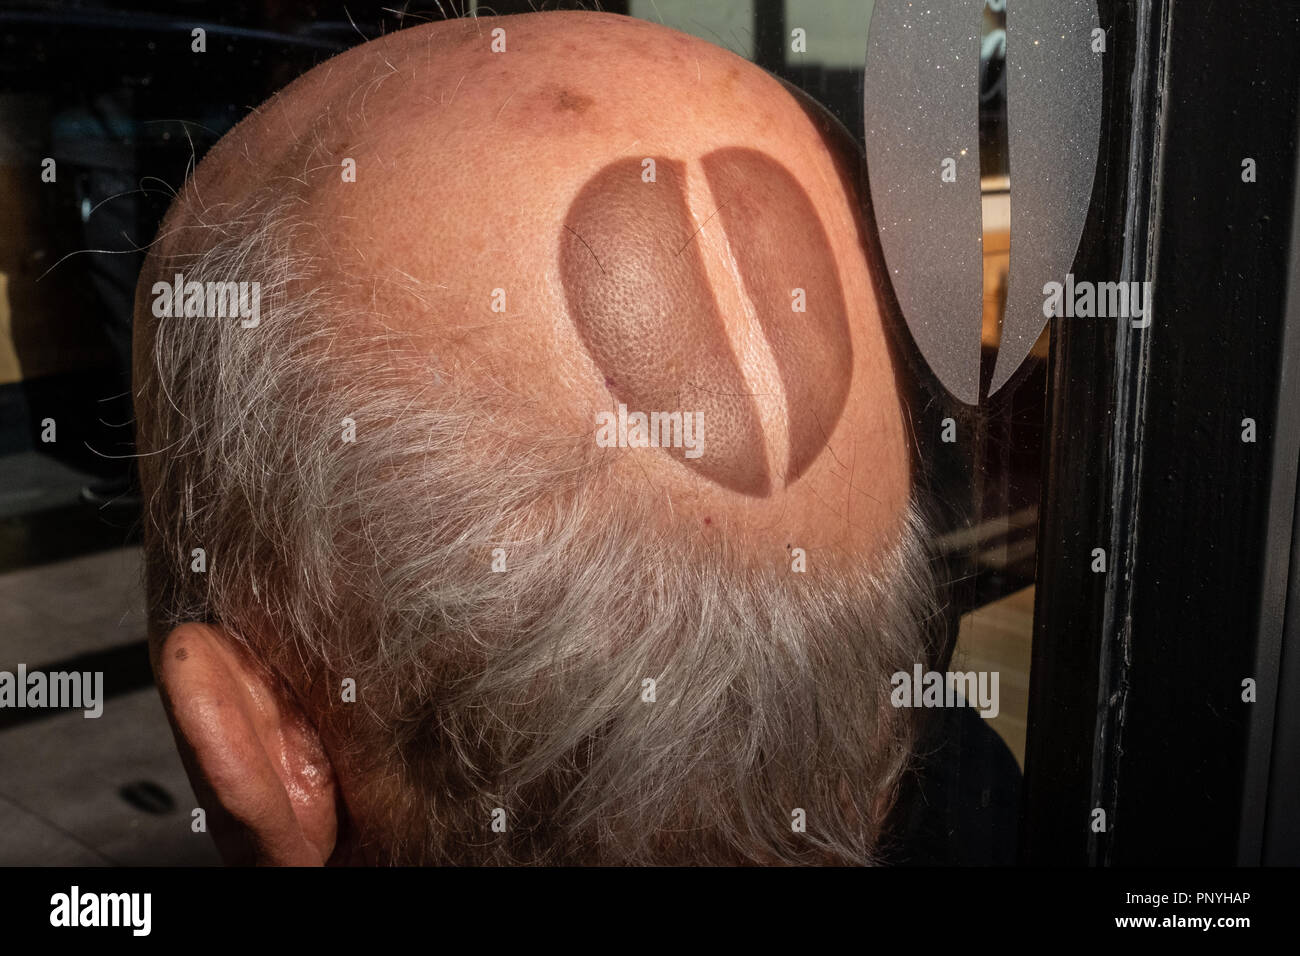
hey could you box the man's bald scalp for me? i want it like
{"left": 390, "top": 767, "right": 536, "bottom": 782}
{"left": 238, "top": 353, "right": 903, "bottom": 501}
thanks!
{"left": 133, "top": 11, "right": 937, "bottom": 866}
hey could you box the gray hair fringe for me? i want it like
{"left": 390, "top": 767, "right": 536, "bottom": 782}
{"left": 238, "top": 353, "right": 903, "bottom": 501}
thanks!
{"left": 135, "top": 190, "right": 941, "bottom": 865}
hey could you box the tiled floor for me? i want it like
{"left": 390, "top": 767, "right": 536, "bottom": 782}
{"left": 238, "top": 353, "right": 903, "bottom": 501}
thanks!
{"left": 1, "top": 546, "right": 148, "bottom": 664}
{"left": 0, "top": 544, "right": 218, "bottom": 866}
{"left": 0, "top": 452, "right": 92, "bottom": 522}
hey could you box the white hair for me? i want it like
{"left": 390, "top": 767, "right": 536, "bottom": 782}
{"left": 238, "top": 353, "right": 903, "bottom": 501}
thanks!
{"left": 135, "top": 189, "right": 942, "bottom": 865}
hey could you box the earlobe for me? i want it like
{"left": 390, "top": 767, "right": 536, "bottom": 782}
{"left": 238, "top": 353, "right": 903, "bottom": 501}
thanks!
{"left": 156, "top": 623, "right": 339, "bottom": 866}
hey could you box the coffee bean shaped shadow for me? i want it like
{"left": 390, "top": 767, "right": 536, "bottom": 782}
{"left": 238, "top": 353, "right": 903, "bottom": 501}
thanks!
{"left": 560, "top": 150, "right": 851, "bottom": 496}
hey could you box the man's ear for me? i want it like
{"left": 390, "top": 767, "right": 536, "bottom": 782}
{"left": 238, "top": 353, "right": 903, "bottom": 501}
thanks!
{"left": 155, "top": 622, "right": 339, "bottom": 865}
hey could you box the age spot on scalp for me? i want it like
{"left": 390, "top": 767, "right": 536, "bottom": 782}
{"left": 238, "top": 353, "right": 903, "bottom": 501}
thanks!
{"left": 554, "top": 89, "right": 594, "bottom": 114}
{"left": 560, "top": 151, "right": 852, "bottom": 494}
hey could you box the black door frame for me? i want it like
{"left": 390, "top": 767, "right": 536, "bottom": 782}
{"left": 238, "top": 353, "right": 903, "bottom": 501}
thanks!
{"left": 1022, "top": 0, "right": 1300, "bottom": 865}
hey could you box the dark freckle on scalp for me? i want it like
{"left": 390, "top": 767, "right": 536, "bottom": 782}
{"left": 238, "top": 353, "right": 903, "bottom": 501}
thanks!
{"left": 555, "top": 89, "right": 594, "bottom": 113}
{"left": 174, "top": 647, "right": 189, "bottom": 661}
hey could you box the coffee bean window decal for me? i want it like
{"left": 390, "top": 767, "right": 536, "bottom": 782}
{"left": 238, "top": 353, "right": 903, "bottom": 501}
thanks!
{"left": 864, "top": 0, "right": 1103, "bottom": 404}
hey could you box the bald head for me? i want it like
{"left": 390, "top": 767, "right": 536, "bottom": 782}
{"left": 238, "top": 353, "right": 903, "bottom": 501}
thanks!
{"left": 134, "top": 12, "right": 934, "bottom": 866}
{"left": 148, "top": 10, "right": 909, "bottom": 561}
